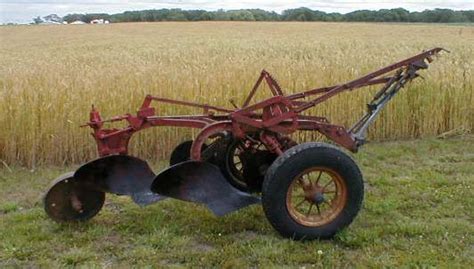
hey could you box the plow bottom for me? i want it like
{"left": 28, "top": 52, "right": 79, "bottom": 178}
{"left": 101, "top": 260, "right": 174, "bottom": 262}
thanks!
{"left": 151, "top": 161, "right": 260, "bottom": 216}
{"left": 44, "top": 156, "right": 165, "bottom": 222}
{"left": 44, "top": 156, "right": 260, "bottom": 222}
{"left": 74, "top": 155, "right": 164, "bottom": 205}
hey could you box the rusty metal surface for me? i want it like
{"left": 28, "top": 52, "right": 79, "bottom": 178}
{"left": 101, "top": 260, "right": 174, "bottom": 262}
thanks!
{"left": 81, "top": 48, "right": 444, "bottom": 157}
{"left": 151, "top": 161, "right": 260, "bottom": 216}
{"left": 44, "top": 172, "right": 105, "bottom": 222}
{"left": 74, "top": 155, "right": 165, "bottom": 206}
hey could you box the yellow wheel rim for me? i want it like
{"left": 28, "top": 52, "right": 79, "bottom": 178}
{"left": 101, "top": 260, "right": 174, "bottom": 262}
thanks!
{"left": 286, "top": 167, "right": 347, "bottom": 227}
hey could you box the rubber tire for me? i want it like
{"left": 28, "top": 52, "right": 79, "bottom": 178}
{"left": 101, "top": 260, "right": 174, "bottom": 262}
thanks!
{"left": 262, "top": 142, "right": 364, "bottom": 240}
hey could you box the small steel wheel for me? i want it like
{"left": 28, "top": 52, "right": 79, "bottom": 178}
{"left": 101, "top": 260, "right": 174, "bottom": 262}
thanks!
{"left": 219, "top": 136, "right": 296, "bottom": 193}
{"left": 262, "top": 142, "right": 364, "bottom": 240}
{"left": 223, "top": 140, "right": 247, "bottom": 190}
{"left": 44, "top": 172, "right": 105, "bottom": 222}
{"left": 222, "top": 139, "right": 276, "bottom": 192}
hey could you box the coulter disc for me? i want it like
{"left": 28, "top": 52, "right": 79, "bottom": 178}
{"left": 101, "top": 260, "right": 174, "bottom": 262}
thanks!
{"left": 44, "top": 172, "right": 105, "bottom": 222}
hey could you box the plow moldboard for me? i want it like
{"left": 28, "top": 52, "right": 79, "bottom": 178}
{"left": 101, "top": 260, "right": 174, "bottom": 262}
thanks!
{"left": 151, "top": 161, "right": 260, "bottom": 216}
{"left": 74, "top": 155, "right": 165, "bottom": 205}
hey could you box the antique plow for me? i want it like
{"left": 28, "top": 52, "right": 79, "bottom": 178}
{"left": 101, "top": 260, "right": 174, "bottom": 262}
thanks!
{"left": 44, "top": 48, "right": 445, "bottom": 240}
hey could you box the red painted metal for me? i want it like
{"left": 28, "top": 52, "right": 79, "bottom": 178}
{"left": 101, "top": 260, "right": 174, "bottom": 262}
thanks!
{"left": 83, "top": 48, "right": 445, "bottom": 158}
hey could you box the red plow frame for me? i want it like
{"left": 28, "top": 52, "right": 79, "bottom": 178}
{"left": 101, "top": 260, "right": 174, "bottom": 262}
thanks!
{"left": 87, "top": 48, "right": 445, "bottom": 158}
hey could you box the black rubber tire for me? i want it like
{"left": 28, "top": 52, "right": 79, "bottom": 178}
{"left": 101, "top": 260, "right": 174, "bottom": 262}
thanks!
{"left": 262, "top": 142, "right": 364, "bottom": 240}
{"left": 169, "top": 140, "right": 208, "bottom": 166}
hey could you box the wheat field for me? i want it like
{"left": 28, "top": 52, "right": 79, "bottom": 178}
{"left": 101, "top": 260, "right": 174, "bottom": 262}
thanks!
{"left": 0, "top": 22, "right": 473, "bottom": 167}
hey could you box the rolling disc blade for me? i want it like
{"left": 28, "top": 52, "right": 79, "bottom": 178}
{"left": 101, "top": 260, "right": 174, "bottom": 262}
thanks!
{"left": 44, "top": 172, "right": 105, "bottom": 222}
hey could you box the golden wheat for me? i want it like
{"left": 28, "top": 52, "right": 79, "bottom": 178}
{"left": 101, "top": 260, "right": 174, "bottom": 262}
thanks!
{"left": 0, "top": 22, "right": 473, "bottom": 167}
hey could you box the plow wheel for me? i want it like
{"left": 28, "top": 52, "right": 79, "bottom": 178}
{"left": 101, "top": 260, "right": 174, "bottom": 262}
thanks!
{"left": 262, "top": 142, "right": 364, "bottom": 240}
{"left": 168, "top": 137, "right": 274, "bottom": 192}
{"left": 219, "top": 139, "right": 276, "bottom": 193}
{"left": 218, "top": 136, "right": 297, "bottom": 193}
{"left": 44, "top": 172, "right": 105, "bottom": 222}
{"left": 169, "top": 136, "right": 296, "bottom": 193}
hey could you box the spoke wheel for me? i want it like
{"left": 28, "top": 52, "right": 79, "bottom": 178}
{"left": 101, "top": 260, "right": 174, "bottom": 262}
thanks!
{"left": 225, "top": 141, "right": 247, "bottom": 188}
{"left": 262, "top": 142, "right": 364, "bottom": 240}
{"left": 225, "top": 140, "right": 272, "bottom": 191}
{"left": 222, "top": 136, "right": 296, "bottom": 193}
{"left": 286, "top": 167, "right": 347, "bottom": 227}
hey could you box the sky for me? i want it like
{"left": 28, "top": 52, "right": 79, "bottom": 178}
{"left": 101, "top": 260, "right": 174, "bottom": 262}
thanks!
{"left": 1, "top": 0, "right": 473, "bottom": 24}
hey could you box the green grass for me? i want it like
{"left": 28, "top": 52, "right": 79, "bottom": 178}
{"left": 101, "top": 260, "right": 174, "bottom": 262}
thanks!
{"left": 1, "top": 135, "right": 473, "bottom": 268}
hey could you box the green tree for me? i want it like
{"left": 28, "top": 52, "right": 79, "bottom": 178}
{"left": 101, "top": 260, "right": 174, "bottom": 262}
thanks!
{"left": 61, "top": 8, "right": 474, "bottom": 24}
{"left": 33, "top": 16, "right": 43, "bottom": 24}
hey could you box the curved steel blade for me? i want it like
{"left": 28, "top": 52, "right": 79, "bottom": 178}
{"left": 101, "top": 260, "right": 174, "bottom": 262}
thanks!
{"left": 74, "top": 155, "right": 165, "bottom": 206}
{"left": 151, "top": 161, "right": 260, "bottom": 216}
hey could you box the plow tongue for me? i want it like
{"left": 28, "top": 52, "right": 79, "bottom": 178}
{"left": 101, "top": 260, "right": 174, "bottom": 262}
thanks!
{"left": 74, "top": 155, "right": 165, "bottom": 206}
{"left": 151, "top": 161, "right": 260, "bottom": 216}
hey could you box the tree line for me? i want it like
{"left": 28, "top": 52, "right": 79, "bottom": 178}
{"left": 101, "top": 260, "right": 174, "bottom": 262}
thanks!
{"left": 62, "top": 8, "right": 474, "bottom": 24}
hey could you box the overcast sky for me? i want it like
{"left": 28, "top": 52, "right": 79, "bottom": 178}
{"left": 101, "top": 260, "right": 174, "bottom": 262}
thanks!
{"left": 1, "top": 0, "right": 473, "bottom": 24}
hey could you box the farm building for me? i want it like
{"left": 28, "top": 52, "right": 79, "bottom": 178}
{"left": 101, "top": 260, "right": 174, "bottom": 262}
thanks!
{"left": 70, "top": 20, "right": 86, "bottom": 25}
{"left": 90, "top": 19, "right": 110, "bottom": 24}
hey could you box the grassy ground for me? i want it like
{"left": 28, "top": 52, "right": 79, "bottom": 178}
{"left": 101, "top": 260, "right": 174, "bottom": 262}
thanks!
{"left": 1, "top": 135, "right": 473, "bottom": 268}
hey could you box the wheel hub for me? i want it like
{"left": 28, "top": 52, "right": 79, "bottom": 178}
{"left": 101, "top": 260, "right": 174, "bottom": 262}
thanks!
{"left": 312, "top": 192, "right": 325, "bottom": 205}
{"left": 286, "top": 167, "right": 348, "bottom": 227}
{"left": 301, "top": 180, "right": 326, "bottom": 205}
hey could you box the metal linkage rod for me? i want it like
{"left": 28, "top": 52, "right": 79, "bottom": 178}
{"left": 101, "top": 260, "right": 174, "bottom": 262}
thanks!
{"left": 294, "top": 48, "right": 444, "bottom": 113}
{"left": 349, "top": 67, "right": 414, "bottom": 144}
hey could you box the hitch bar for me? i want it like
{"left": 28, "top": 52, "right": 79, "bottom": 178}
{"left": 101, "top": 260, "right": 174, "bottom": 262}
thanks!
{"left": 349, "top": 55, "right": 438, "bottom": 144}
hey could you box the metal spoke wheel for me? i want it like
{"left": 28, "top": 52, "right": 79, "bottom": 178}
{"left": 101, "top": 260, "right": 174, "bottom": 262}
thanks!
{"left": 225, "top": 141, "right": 246, "bottom": 189}
{"left": 262, "top": 142, "right": 364, "bottom": 240}
{"left": 221, "top": 135, "right": 297, "bottom": 193}
{"left": 286, "top": 167, "right": 347, "bottom": 227}
{"left": 224, "top": 139, "right": 273, "bottom": 192}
